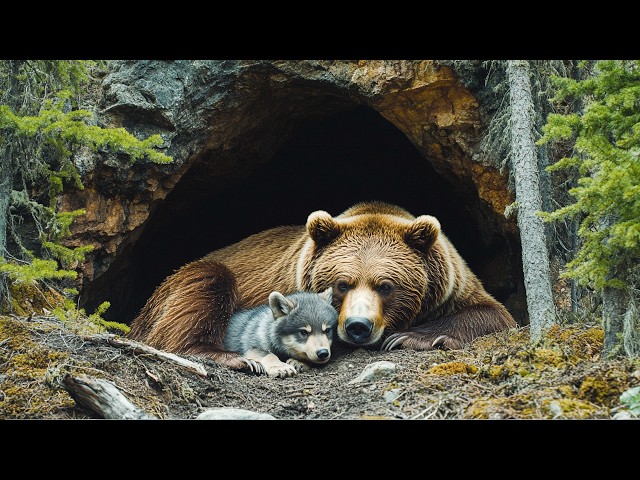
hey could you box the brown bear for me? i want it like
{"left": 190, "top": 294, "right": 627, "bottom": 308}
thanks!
{"left": 128, "top": 201, "right": 516, "bottom": 370}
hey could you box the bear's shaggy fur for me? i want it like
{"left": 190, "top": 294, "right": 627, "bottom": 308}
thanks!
{"left": 128, "top": 201, "right": 516, "bottom": 369}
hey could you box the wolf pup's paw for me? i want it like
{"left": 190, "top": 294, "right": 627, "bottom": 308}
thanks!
{"left": 286, "top": 358, "right": 310, "bottom": 372}
{"left": 266, "top": 362, "right": 298, "bottom": 378}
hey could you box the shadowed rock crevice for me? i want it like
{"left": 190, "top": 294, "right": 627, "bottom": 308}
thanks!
{"left": 80, "top": 105, "right": 523, "bottom": 325}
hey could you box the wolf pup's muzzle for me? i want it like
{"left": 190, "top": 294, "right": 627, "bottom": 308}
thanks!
{"left": 316, "top": 348, "right": 330, "bottom": 360}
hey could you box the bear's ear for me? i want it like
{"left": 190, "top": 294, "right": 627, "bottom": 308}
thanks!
{"left": 307, "top": 210, "right": 341, "bottom": 246}
{"left": 404, "top": 215, "right": 441, "bottom": 253}
{"left": 318, "top": 287, "right": 333, "bottom": 304}
{"left": 268, "top": 291, "right": 297, "bottom": 319}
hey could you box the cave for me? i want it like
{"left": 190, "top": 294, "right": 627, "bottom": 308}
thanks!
{"left": 80, "top": 104, "right": 523, "bottom": 326}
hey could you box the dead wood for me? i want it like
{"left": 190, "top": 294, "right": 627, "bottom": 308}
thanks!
{"left": 81, "top": 334, "right": 208, "bottom": 377}
{"left": 63, "top": 374, "right": 156, "bottom": 419}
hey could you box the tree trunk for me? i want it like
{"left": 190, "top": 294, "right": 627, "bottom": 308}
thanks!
{"left": 602, "top": 285, "right": 628, "bottom": 358}
{"left": 0, "top": 60, "right": 24, "bottom": 260}
{"left": 0, "top": 145, "right": 9, "bottom": 258}
{"left": 570, "top": 218, "right": 580, "bottom": 314}
{"left": 0, "top": 144, "right": 11, "bottom": 312}
{"left": 622, "top": 296, "right": 640, "bottom": 358}
{"left": 601, "top": 233, "right": 638, "bottom": 358}
{"left": 507, "top": 60, "right": 556, "bottom": 342}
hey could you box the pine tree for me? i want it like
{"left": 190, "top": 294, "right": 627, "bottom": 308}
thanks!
{"left": 0, "top": 60, "right": 172, "bottom": 312}
{"left": 538, "top": 60, "right": 640, "bottom": 358}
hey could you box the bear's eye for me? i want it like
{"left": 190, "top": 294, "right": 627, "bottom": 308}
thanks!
{"left": 299, "top": 330, "right": 309, "bottom": 337}
{"left": 336, "top": 281, "right": 350, "bottom": 293}
{"left": 377, "top": 282, "right": 394, "bottom": 295}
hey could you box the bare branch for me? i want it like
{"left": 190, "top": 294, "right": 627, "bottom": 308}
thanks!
{"left": 80, "top": 333, "right": 208, "bottom": 377}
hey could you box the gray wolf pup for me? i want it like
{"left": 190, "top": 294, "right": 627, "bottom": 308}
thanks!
{"left": 223, "top": 288, "right": 337, "bottom": 378}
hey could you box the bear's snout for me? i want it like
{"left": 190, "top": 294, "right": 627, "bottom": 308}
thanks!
{"left": 345, "top": 316, "right": 373, "bottom": 343}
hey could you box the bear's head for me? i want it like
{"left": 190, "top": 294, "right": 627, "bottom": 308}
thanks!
{"left": 301, "top": 203, "right": 443, "bottom": 347}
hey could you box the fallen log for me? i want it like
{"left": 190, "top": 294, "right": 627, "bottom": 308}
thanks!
{"left": 64, "top": 374, "right": 156, "bottom": 419}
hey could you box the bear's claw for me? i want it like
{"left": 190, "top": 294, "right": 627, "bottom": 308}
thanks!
{"left": 381, "top": 333, "right": 410, "bottom": 351}
{"left": 382, "top": 333, "right": 460, "bottom": 351}
{"left": 431, "top": 335, "right": 449, "bottom": 348}
{"left": 242, "top": 358, "right": 266, "bottom": 375}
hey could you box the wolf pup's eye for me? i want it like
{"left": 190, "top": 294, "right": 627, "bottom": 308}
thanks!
{"left": 299, "top": 330, "right": 309, "bottom": 337}
{"left": 337, "top": 281, "right": 350, "bottom": 293}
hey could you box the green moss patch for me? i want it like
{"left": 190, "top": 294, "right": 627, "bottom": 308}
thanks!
{"left": 577, "top": 366, "right": 631, "bottom": 407}
{"left": 450, "top": 324, "right": 632, "bottom": 419}
{"left": 427, "top": 361, "right": 478, "bottom": 376}
{"left": 6, "top": 282, "right": 66, "bottom": 316}
{"left": 0, "top": 316, "right": 75, "bottom": 418}
{"left": 543, "top": 324, "right": 604, "bottom": 361}
{"left": 466, "top": 386, "right": 604, "bottom": 419}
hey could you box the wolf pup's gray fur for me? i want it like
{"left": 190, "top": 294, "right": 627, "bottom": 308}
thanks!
{"left": 223, "top": 288, "right": 337, "bottom": 378}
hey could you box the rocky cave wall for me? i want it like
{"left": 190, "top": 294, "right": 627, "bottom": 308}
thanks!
{"left": 60, "top": 60, "right": 525, "bottom": 325}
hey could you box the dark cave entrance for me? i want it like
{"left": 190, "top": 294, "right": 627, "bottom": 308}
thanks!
{"left": 82, "top": 105, "right": 523, "bottom": 325}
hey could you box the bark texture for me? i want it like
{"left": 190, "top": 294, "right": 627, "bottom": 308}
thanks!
{"left": 0, "top": 145, "right": 10, "bottom": 258}
{"left": 0, "top": 145, "right": 11, "bottom": 309}
{"left": 602, "top": 285, "right": 628, "bottom": 357}
{"left": 63, "top": 374, "right": 156, "bottom": 419}
{"left": 622, "top": 297, "right": 640, "bottom": 358}
{"left": 507, "top": 60, "right": 556, "bottom": 341}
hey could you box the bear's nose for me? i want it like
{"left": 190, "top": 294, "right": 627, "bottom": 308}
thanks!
{"left": 316, "top": 348, "right": 329, "bottom": 359}
{"left": 345, "top": 317, "right": 373, "bottom": 343}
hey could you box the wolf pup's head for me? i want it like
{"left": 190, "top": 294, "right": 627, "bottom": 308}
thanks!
{"left": 268, "top": 288, "right": 338, "bottom": 364}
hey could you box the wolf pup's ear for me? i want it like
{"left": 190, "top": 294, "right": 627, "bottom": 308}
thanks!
{"left": 307, "top": 210, "right": 341, "bottom": 246}
{"left": 318, "top": 287, "right": 333, "bottom": 304}
{"left": 269, "top": 292, "right": 297, "bottom": 319}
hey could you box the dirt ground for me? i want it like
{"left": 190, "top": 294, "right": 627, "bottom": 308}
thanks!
{"left": 2, "top": 311, "right": 639, "bottom": 421}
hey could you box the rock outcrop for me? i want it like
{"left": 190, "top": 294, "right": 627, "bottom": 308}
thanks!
{"left": 61, "top": 60, "right": 523, "bottom": 324}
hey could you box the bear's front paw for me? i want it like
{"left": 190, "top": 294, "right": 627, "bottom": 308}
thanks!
{"left": 286, "top": 358, "right": 310, "bottom": 372}
{"left": 381, "top": 332, "right": 464, "bottom": 351}
{"left": 265, "top": 362, "right": 298, "bottom": 378}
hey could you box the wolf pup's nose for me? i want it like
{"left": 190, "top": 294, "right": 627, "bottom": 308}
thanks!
{"left": 316, "top": 349, "right": 329, "bottom": 359}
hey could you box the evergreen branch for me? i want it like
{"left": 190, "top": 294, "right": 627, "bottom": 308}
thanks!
{"left": 0, "top": 60, "right": 173, "bottom": 316}
{"left": 0, "top": 257, "right": 77, "bottom": 283}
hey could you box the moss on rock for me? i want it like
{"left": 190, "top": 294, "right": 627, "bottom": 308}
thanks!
{"left": 427, "top": 361, "right": 478, "bottom": 375}
{"left": 543, "top": 324, "right": 604, "bottom": 361}
{"left": 542, "top": 398, "right": 598, "bottom": 419}
{"left": 578, "top": 367, "right": 631, "bottom": 407}
{"left": 0, "top": 316, "right": 76, "bottom": 419}
{"left": 7, "top": 282, "right": 66, "bottom": 316}
{"left": 466, "top": 386, "right": 607, "bottom": 419}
